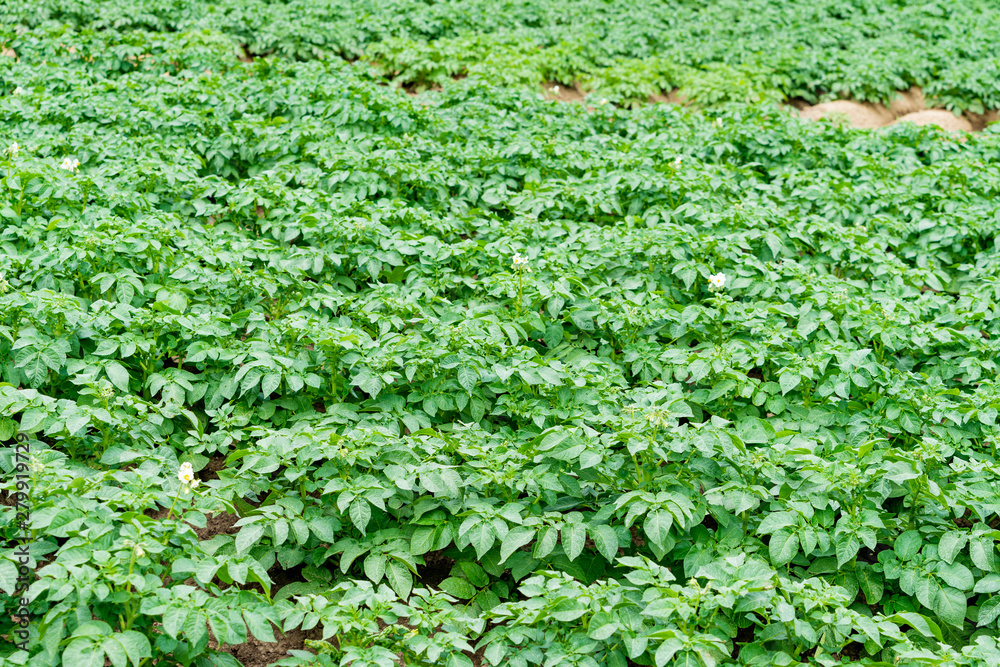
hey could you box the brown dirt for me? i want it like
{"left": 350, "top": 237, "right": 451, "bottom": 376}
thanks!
{"left": 418, "top": 550, "right": 455, "bottom": 589}
{"left": 268, "top": 562, "right": 309, "bottom": 596}
{"left": 145, "top": 506, "right": 170, "bottom": 520}
{"left": 144, "top": 505, "right": 239, "bottom": 540}
{"left": 1, "top": 48, "right": 15, "bottom": 60}
{"left": 402, "top": 82, "right": 443, "bottom": 96}
{"left": 795, "top": 87, "right": 994, "bottom": 132}
{"left": 201, "top": 454, "right": 228, "bottom": 482}
{"left": 888, "top": 86, "right": 925, "bottom": 117}
{"left": 541, "top": 81, "right": 586, "bottom": 103}
{"left": 226, "top": 560, "right": 310, "bottom": 599}
{"left": 797, "top": 100, "right": 894, "bottom": 129}
{"left": 194, "top": 511, "right": 240, "bottom": 540}
{"left": 891, "top": 109, "right": 973, "bottom": 132}
{"left": 784, "top": 98, "right": 812, "bottom": 111}
{"left": 210, "top": 624, "right": 324, "bottom": 667}
{"left": 965, "top": 109, "right": 999, "bottom": 131}
{"left": 649, "top": 89, "right": 686, "bottom": 105}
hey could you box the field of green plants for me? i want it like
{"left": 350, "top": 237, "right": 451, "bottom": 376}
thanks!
{"left": 3, "top": 1, "right": 1000, "bottom": 666}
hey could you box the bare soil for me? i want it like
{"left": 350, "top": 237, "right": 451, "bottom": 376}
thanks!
{"left": 967, "top": 109, "right": 1000, "bottom": 131}
{"left": 210, "top": 624, "right": 325, "bottom": 667}
{"left": 541, "top": 81, "right": 586, "bottom": 102}
{"left": 891, "top": 109, "right": 974, "bottom": 132}
{"left": 795, "top": 87, "right": 993, "bottom": 132}
{"left": 888, "top": 86, "right": 925, "bottom": 116}
{"left": 648, "top": 89, "right": 686, "bottom": 105}
{"left": 797, "top": 100, "right": 894, "bottom": 129}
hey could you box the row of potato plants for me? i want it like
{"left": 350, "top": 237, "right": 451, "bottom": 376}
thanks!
{"left": 5, "top": 0, "right": 1000, "bottom": 110}
{"left": 1, "top": 12, "right": 1000, "bottom": 667}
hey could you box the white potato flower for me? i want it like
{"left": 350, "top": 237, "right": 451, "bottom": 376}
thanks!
{"left": 177, "top": 462, "right": 201, "bottom": 493}
{"left": 178, "top": 462, "right": 195, "bottom": 484}
{"left": 60, "top": 157, "right": 80, "bottom": 171}
{"left": 6, "top": 142, "right": 19, "bottom": 156}
{"left": 13, "top": 86, "right": 24, "bottom": 95}
{"left": 512, "top": 253, "right": 529, "bottom": 268}
{"left": 708, "top": 273, "right": 726, "bottom": 290}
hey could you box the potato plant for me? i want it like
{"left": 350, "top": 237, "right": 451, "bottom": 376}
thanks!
{"left": 1, "top": 3, "right": 1000, "bottom": 667}
{"left": 7, "top": 0, "right": 1000, "bottom": 108}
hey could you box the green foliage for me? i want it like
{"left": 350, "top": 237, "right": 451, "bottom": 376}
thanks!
{"left": 2, "top": 2, "right": 1000, "bottom": 667}
{"left": 677, "top": 63, "right": 788, "bottom": 110}
{"left": 7, "top": 0, "right": 1000, "bottom": 108}
{"left": 577, "top": 58, "right": 681, "bottom": 109}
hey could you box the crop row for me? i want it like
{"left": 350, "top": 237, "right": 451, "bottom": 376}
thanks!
{"left": 4, "top": 0, "right": 1000, "bottom": 111}
{"left": 2, "top": 7, "right": 1000, "bottom": 667}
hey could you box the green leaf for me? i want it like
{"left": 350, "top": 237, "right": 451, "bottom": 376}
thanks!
{"left": 938, "top": 532, "right": 966, "bottom": 564}
{"left": 643, "top": 510, "right": 673, "bottom": 550}
{"left": 758, "top": 511, "right": 796, "bottom": 535}
{"left": 457, "top": 366, "right": 478, "bottom": 393}
{"left": 115, "top": 631, "right": 151, "bottom": 667}
{"left": 235, "top": 523, "right": 265, "bottom": 555}
{"left": 855, "top": 615, "right": 881, "bottom": 646}
{"left": 500, "top": 526, "right": 535, "bottom": 564}
{"left": 977, "top": 596, "right": 1000, "bottom": 627}
{"left": 975, "top": 574, "right": 1000, "bottom": 594}
{"left": 550, "top": 598, "right": 587, "bottom": 621}
{"left": 439, "top": 577, "right": 477, "bottom": 600}
{"left": 895, "top": 530, "right": 922, "bottom": 561}
{"left": 364, "top": 553, "right": 386, "bottom": 583}
{"left": 0, "top": 559, "right": 17, "bottom": 596}
{"left": 970, "top": 537, "right": 999, "bottom": 572}
{"left": 411, "top": 526, "right": 436, "bottom": 556}
{"left": 16, "top": 346, "right": 64, "bottom": 387}
{"left": 386, "top": 559, "right": 413, "bottom": 599}
{"left": 563, "top": 522, "right": 586, "bottom": 562}
{"left": 857, "top": 565, "right": 884, "bottom": 605}
{"left": 62, "top": 639, "right": 105, "bottom": 667}
{"left": 932, "top": 586, "right": 967, "bottom": 628}
{"left": 532, "top": 525, "right": 558, "bottom": 560}
{"left": 736, "top": 416, "right": 773, "bottom": 444}
{"left": 340, "top": 542, "right": 367, "bottom": 573}
{"left": 350, "top": 499, "right": 371, "bottom": 534}
{"left": 0, "top": 417, "right": 14, "bottom": 441}
{"left": 778, "top": 372, "right": 800, "bottom": 395}
{"left": 163, "top": 607, "right": 189, "bottom": 639}
{"left": 105, "top": 361, "right": 130, "bottom": 393}
{"left": 468, "top": 522, "right": 497, "bottom": 559}
{"left": 654, "top": 638, "right": 683, "bottom": 667}
{"left": 886, "top": 613, "right": 943, "bottom": 641}
{"left": 835, "top": 532, "right": 860, "bottom": 567}
{"left": 458, "top": 561, "right": 490, "bottom": 587}
{"left": 936, "top": 562, "right": 974, "bottom": 591}
{"left": 587, "top": 612, "right": 619, "bottom": 641}
{"left": 590, "top": 524, "right": 619, "bottom": 562}
{"left": 19, "top": 408, "right": 46, "bottom": 432}
{"left": 243, "top": 609, "right": 276, "bottom": 643}
{"left": 769, "top": 529, "right": 799, "bottom": 567}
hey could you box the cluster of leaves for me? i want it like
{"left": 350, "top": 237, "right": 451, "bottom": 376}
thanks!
{"left": 6, "top": 0, "right": 1000, "bottom": 109}
{"left": 2, "top": 5, "right": 1000, "bottom": 667}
